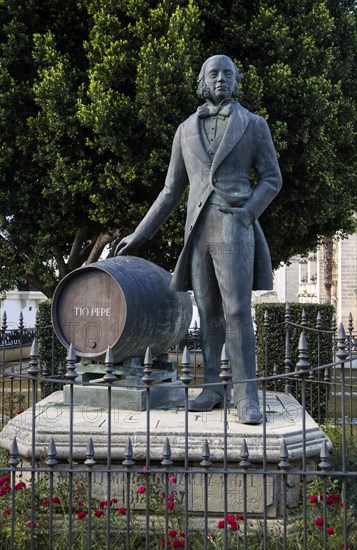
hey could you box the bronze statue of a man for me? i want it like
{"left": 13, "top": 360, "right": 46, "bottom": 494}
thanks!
{"left": 116, "top": 55, "right": 282, "bottom": 424}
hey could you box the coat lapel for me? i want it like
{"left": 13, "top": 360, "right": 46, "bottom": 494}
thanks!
{"left": 182, "top": 114, "right": 211, "bottom": 164}
{"left": 210, "top": 103, "right": 251, "bottom": 177}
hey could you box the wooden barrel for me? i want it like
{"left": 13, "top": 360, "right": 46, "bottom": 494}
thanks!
{"left": 51, "top": 256, "right": 192, "bottom": 363}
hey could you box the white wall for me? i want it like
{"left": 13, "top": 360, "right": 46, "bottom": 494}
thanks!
{"left": 0, "top": 290, "right": 46, "bottom": 329}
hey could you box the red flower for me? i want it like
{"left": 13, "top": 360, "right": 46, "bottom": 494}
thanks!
{"left": 179, "top": 532, "right": 185, "bottom": 538}
{"left": 118, "top": 507, "right": 126, "bottom": 515}
{"left": 99, "top": 500, "right": 108, "bottom": 508}
{"left": 53, "top": 496, "right": 61, "bottom": 504}
{"left": 43, "top": 498, "right": 51, "bottom": 505}
{"left": 168, "top": 492, "right": 176, "bottom": 501}
{"left": 229, "top": 521, "right": 240, "bottom": 531}
{"left": 17, "top": 409, "right": 25, "bottom": 415}
{"left": 326, "top": 527, "right": 334, "bottom": 535}
{"left": 327, "top": 495, "right": 334, "bottom": 505}
{"left": 0, "top": 476, "right": 10, "bottom": 486}
{"left": 236, "top": 514, "right": 244, "bottom": 521}
{"left": 168, "top": 529, "right": 177, "bottom": 537}
{"left": 168, "top": 501, "right": 174, "bottom": 510}
{"left": 0, "top": 485, "right": 11, "bottom": 496}
{"left": 341, "top": 544, "right": 350, "bottom": 548}
{"left": 179, "top": 542, "right": 185, "bottom": 548}
{"left": 78, "top": 499, "right": 84, "bottom": 506}
{"left": 77, "top": 511, "right": 87, "bottom": 519}
{"left": 172, "top": 540, "right": 181, "bottom": 549}
{"left": 4, "top": 508, "right": 11, "bottom": 516}
{"left": 315, "top": 517, "right": 324, "bottom": 526}
{"left": 27, "top": 520, "right": 36, "bottom": 529}
{"left": 217, "top": 520, "right": 225, "bottom": 529}
{"left": 110, "top": 498, "right": 118, "bottom": 504}
{"left": 332, "top": 493, "right": 340, "bottom": 501}
{"left": 227, "top": 514, "right": 236, "bottom": 525}
{"left": 169, "top": 476, "right": 177, "bottom": 484}
{"left": 309, "top": 495, "right": 318, "bottom": 503}
{"left": 161, "top": 542, "right": 166, "bottom": 548}
{"left": 15, "top": 481, "right": 26, "bottom": 490}
{"left": 137, "top": 485, "right": 146, "bottom": 494}
{"left": 94, "top": 510, "right": 103, "bottom": 518}
{"left": 339, "top": 502, "right": 344, "bottom": 509}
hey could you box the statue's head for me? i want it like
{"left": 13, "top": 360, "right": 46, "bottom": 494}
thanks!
{"left": 197, "top": 55, "right": 242, "bottom": 104}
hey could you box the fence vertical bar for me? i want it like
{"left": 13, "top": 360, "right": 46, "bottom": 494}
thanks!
{"left": 46, "top": 437, "right": 58, "bottom": 550}
{"left": 239, "top": 438, "right": 250, "bottom": 550}
{"left": 319, "top": 440, "right": 331, "bottom": 550}
{"left": 103, "top": 347, "right": 116, "bottom": 550}
{"left": 142, "top": 347, "right": 154, "bottom": 550}
{"left": 65, "top": 343, "right": 78, "bottom": 550}
{"left": 123, "top": 437, "right": 135, "bottom": 550}
{"left": 161, "top": 437, "right": 173, "bottom": 549}
{"left": 180, "top": 346, "right": 192, "bottom": 550}
{"left": 9, "top": 437, "right": 20, "bottom": 550}
{"left": 84, "top": 437, "right": 96, "bottom": 550}
{"left": 219, "top": 344, "right": 232, "bottom": 550}
{"left": 278, "top": 439, "right": 290, "bottom": 550}
{"left": 336, "top": 323, "right": 349, "bottom": 548}
{"left": 295, "top": 332, "right": 310, "bottom": 550}
{"left": 316, "top": 311, "right": 322, "bottom": 422}
{"left": 200, "top": 439, "right": 212, "bottom": 550}
{"left": 27, "top": 337, "right": 40, "bottom": 550}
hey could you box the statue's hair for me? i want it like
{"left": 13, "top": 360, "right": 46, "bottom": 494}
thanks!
{"left": 197, "top": 55, "right": 242, "bottom": 98}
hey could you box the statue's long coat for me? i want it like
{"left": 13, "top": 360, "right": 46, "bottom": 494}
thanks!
{"left": 135, "top": 101, "right": 283, "bottom": 291}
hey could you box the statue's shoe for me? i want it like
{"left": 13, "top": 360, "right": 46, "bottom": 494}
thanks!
{"left": 237, "top": 400, "right": 263, "bottom": 425}
{"left": 188, "top": 389, "right": 224, "bottom": 412}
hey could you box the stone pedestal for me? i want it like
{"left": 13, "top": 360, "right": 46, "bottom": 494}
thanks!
{"left": 0, "top": 390, "right": 331, "bottom": 519}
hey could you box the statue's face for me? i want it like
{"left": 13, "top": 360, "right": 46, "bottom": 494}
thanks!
{"left": 204, "top": 56, "right": 236, "bottom": 105}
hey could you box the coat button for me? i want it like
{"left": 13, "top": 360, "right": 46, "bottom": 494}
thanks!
{"left": 189, "top": 225, "right": 193, "bottom": 231}
{"left": 198, "top": 201, "right": 202, "bottom": 207}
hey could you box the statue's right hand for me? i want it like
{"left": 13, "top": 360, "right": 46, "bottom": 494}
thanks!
{"left": 115, "top": 233, "right": 145, "bottom": 256}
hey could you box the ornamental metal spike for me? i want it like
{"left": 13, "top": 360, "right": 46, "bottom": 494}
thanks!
{"left": 84, "top": 437, "right": 96, "bottom": 468}
{"left": 46, "top": 437, "right": 58, "bottom": 468}
{"left": 219, "top": 343, "right": 231, "bottom": 384}
{"left": 42, "top": 362, "right": 49, "bottom": 377}
{"left": 336, "top": 323, "right": 348, "bottom": 363}
{"left": 161, "top": 437, "right": 173, "bottom": 467}
{"left": 18, "top": 311, "right": 24, "bottom": 331}
{"left": 142, "top": 347, "right": 154, "bottom": 386}
{"left": 295, "top": 332, "right": 310, "bottom": 373}
{"left": 318, "top": 440, "right": 331, "bottom": 472}
{"left": 324, "top": 366, "right": 330, "bottom": 383}
{"left": 301, "top": 308, "right": 307, "bottom": 328}
{"left": 9, "top": 437, "right": 20, "bottom": 468}
{"left": 35, "top": 310, "right": 40, "bottom": 331}
{"left": 316, "top": 311, "right": 322, "bottom": 330}
{"left": 200, "top": 439, "right": 212, "bottom": 468}
{"left": 278, "top": 440, "right": 290, "bottom": 471}
{"left": 27, "top": 337, "right": 40, "bottom": 376}
{"left": 65, "top": 343, "right": 78, "bottom": 381}
{"left": 348, "top": 312, "right": 354, "bottom": 333}
{"left": 180, "top": 346, "right": 193, "bottom": 385}
{"left": 2, "top": 311, "right": 7, "bottom": 332}
{"left": 103, "top": 346, "right": 117, "bottom": 383}
{"left": 122, "top": 437, "right": 134, "bottom": 467}
{"left": 239, "top": 438, "right": 250, "bottom": 469}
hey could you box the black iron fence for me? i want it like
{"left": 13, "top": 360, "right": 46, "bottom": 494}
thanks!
{"left": 0, "top": 309, "right": 356, "bottom": 549}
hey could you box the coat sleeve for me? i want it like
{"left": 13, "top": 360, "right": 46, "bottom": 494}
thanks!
{"left": 134, "top": 125, "right": 189, "bottom": 240}
{"left": 244, "top": 116, "right": 283, "bottom": 220}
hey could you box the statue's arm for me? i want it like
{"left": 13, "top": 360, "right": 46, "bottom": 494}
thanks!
{"left": 244, "top": 117, "right": 283, "bottom": 221}
{"left": 116, "top": 125, "right": 188, "bottom": 256}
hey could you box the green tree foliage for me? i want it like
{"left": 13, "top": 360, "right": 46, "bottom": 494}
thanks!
{"left": 0, "top": 0, "right": 356, "bottom": 296}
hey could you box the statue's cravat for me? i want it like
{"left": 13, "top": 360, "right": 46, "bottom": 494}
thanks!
{"left": 197, "top": 100, "right": 234, "bottom": 119}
